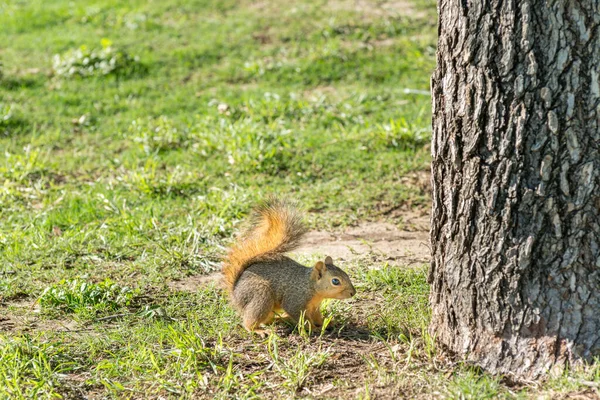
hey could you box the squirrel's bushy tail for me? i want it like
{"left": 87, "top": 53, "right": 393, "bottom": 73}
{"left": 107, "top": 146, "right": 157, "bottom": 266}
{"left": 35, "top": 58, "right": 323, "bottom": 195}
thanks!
{"left": 222, "top": 197, "right": 307, "bottom": 293}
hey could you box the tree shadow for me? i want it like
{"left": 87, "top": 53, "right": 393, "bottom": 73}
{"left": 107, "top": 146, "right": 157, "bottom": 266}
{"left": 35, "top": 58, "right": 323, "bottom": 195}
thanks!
{"left": 1, "top": 76, "right": 42, "bottom": 91}
{"left": 325, "top": 322, "right": 374, "bottom": 341}
{"left": 273, "top": 319, "right": 378, "bottom": 342}
{"left": 1, "top": 117, "right": 30, "bottom": 137}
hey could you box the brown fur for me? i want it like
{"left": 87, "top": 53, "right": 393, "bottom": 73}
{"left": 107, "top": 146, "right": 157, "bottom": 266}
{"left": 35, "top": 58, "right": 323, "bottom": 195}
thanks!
{"left": 222, "top": 197, "right": 307, "bottom": 294}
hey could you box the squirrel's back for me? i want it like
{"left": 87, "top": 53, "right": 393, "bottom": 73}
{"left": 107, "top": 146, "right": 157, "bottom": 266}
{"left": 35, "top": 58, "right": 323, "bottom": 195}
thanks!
{"left": 222, "top": 197, "right": 307, "bottom": 294}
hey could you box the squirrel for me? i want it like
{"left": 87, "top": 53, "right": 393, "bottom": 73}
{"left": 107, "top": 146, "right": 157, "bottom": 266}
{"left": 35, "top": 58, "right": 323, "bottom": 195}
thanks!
{"left": 222, "top": 197, "right": 356, "bottom": 335}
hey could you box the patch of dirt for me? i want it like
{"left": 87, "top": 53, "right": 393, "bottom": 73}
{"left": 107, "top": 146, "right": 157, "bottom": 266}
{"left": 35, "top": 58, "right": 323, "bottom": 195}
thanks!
{"left": 400, "top": 170, "right": 432, "bottom": 200}
{"left": 0, "top": 316, "right": 16, "bottom": 331}
{"left": 0, "top": 300, "right": 83, "bottom": 333}
{"left": 302, "top": 85, "right": 339, "bottom": 100}
{"left": 168, "top": 273, "right": 222, "bottom": 292}
{"left": 328, "top": 0, "right": 428, "bottom": 19}
{"left": 297, "top": 215, "right": 430, "bottom": 266}
{"left": 1, "top": 299, "right": 34, "bottom": 332}
{"left": 247, "top": 0, "right": 429, "bottom": 20}
{"left": 25, "top": 315, "right": 82, "bottom": 333}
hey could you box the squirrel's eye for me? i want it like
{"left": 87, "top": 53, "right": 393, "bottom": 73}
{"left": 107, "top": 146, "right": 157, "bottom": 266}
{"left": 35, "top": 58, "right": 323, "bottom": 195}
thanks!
{"left": 331, "top": 278, "right": 340, "bottom": 286}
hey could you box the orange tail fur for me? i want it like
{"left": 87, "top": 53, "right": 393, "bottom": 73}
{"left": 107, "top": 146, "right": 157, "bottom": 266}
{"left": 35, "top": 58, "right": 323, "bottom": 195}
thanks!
{"left": 222, "top": 197, "right": 307, "bottom": 293}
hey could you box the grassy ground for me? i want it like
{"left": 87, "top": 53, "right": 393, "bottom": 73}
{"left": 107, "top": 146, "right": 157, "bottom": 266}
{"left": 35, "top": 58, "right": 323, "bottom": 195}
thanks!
{"left": 1, "top": 0, "right": 599, "bottom": 398}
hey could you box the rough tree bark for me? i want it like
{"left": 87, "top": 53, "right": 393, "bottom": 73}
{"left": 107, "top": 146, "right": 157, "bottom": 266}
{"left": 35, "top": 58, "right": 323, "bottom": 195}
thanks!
{"left": 429, "top": 0, "right": 600, "bottom": 378}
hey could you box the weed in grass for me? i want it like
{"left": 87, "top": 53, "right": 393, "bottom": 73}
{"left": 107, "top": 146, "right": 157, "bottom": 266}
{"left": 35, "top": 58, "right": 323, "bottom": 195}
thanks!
{"left": 192, "top": 116, "right": 299, "bottom": 175}
{"left": 129, "top": 116, "right": 190, "bottom": 155}
{"left": 369, "top": 117, "right": 430, "bottom": 151}
{"left": 38, "top": 278, "right": 137, "bottom": 316}
{"left": 52, "top": 39, "right": 146, "bottom": 79}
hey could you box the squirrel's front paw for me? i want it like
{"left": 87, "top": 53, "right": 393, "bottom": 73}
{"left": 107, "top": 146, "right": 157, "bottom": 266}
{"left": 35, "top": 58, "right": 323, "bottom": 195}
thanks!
{"left": 254, "top": 329, "right": 269, "bottom": 338}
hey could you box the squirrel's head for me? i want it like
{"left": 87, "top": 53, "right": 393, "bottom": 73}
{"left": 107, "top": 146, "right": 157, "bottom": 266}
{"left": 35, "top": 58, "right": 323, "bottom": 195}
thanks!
{"left": 310, "top": 256, "right": 356, "bottom": 300}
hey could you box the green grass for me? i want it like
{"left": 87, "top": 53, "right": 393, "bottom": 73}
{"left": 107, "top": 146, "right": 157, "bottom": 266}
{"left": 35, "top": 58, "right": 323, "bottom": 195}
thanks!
{"left": 38, "top": 278, "right": 138, "bottom": 317}
{"left": 1, "top": 0, "right": 433, "bottom": 301}
{"left": 1, "top": 0, "right": 599, "bottom": 398}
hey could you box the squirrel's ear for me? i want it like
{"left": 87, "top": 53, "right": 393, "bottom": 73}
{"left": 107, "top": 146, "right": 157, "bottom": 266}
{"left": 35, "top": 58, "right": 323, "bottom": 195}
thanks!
{"left": 312, "top": 261, "right": 327, "bottom": 280}
{"left": 324, "top": 256, "right": 333, "bottom": 265}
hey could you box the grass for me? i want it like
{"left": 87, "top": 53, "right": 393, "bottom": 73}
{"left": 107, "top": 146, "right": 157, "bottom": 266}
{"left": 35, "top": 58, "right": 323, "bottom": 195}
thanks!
{"left": 1, "top": 0, "right": 599, "bottom": 398}
{"left": 38, "top": 278, "right": 138, "bottom": 317}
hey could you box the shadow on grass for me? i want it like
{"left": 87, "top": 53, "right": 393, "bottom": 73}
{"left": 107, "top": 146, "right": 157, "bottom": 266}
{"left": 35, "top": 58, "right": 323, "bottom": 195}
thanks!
{"left": 0, "top": 117, "right": 30, "bottom": 137}
{"left": 326, "top": 322, "right": 374, "bottom": 341}
{"left": 270, "top": 320, "right": 379, "bottom": 342}
{"left": 1, "top": 76, "right": 43, "bottom": 91}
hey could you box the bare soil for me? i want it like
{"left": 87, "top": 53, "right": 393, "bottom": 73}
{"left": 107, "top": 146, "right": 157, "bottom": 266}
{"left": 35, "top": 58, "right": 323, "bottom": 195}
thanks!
{"left": 247, "top": 0, "right": 428, "bottom": 20}
{"left": 298, "top": 217, "right": 430, "bottom": 266}
{"left": 328, "top": 0, "right": 428, "bottom": 18}
{"left": 167, "top": 273, "right": 223, "bottom": 291}
{"left": 0, "top": 300, "right": 83, "bottom": 333}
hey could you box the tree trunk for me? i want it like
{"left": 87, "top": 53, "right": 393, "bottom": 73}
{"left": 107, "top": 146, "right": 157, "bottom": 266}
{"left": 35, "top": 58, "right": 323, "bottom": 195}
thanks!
{"left": 429, "top": 0, "right": 600, "bottom": 378}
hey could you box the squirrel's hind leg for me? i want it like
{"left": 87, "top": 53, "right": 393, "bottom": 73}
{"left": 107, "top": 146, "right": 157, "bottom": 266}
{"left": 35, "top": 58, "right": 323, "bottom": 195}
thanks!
{"left": 241, "top": 296, "right": 275, "bottom": 336}
{"left": 233, "top": 273, "right": 275, "bottom": 336}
